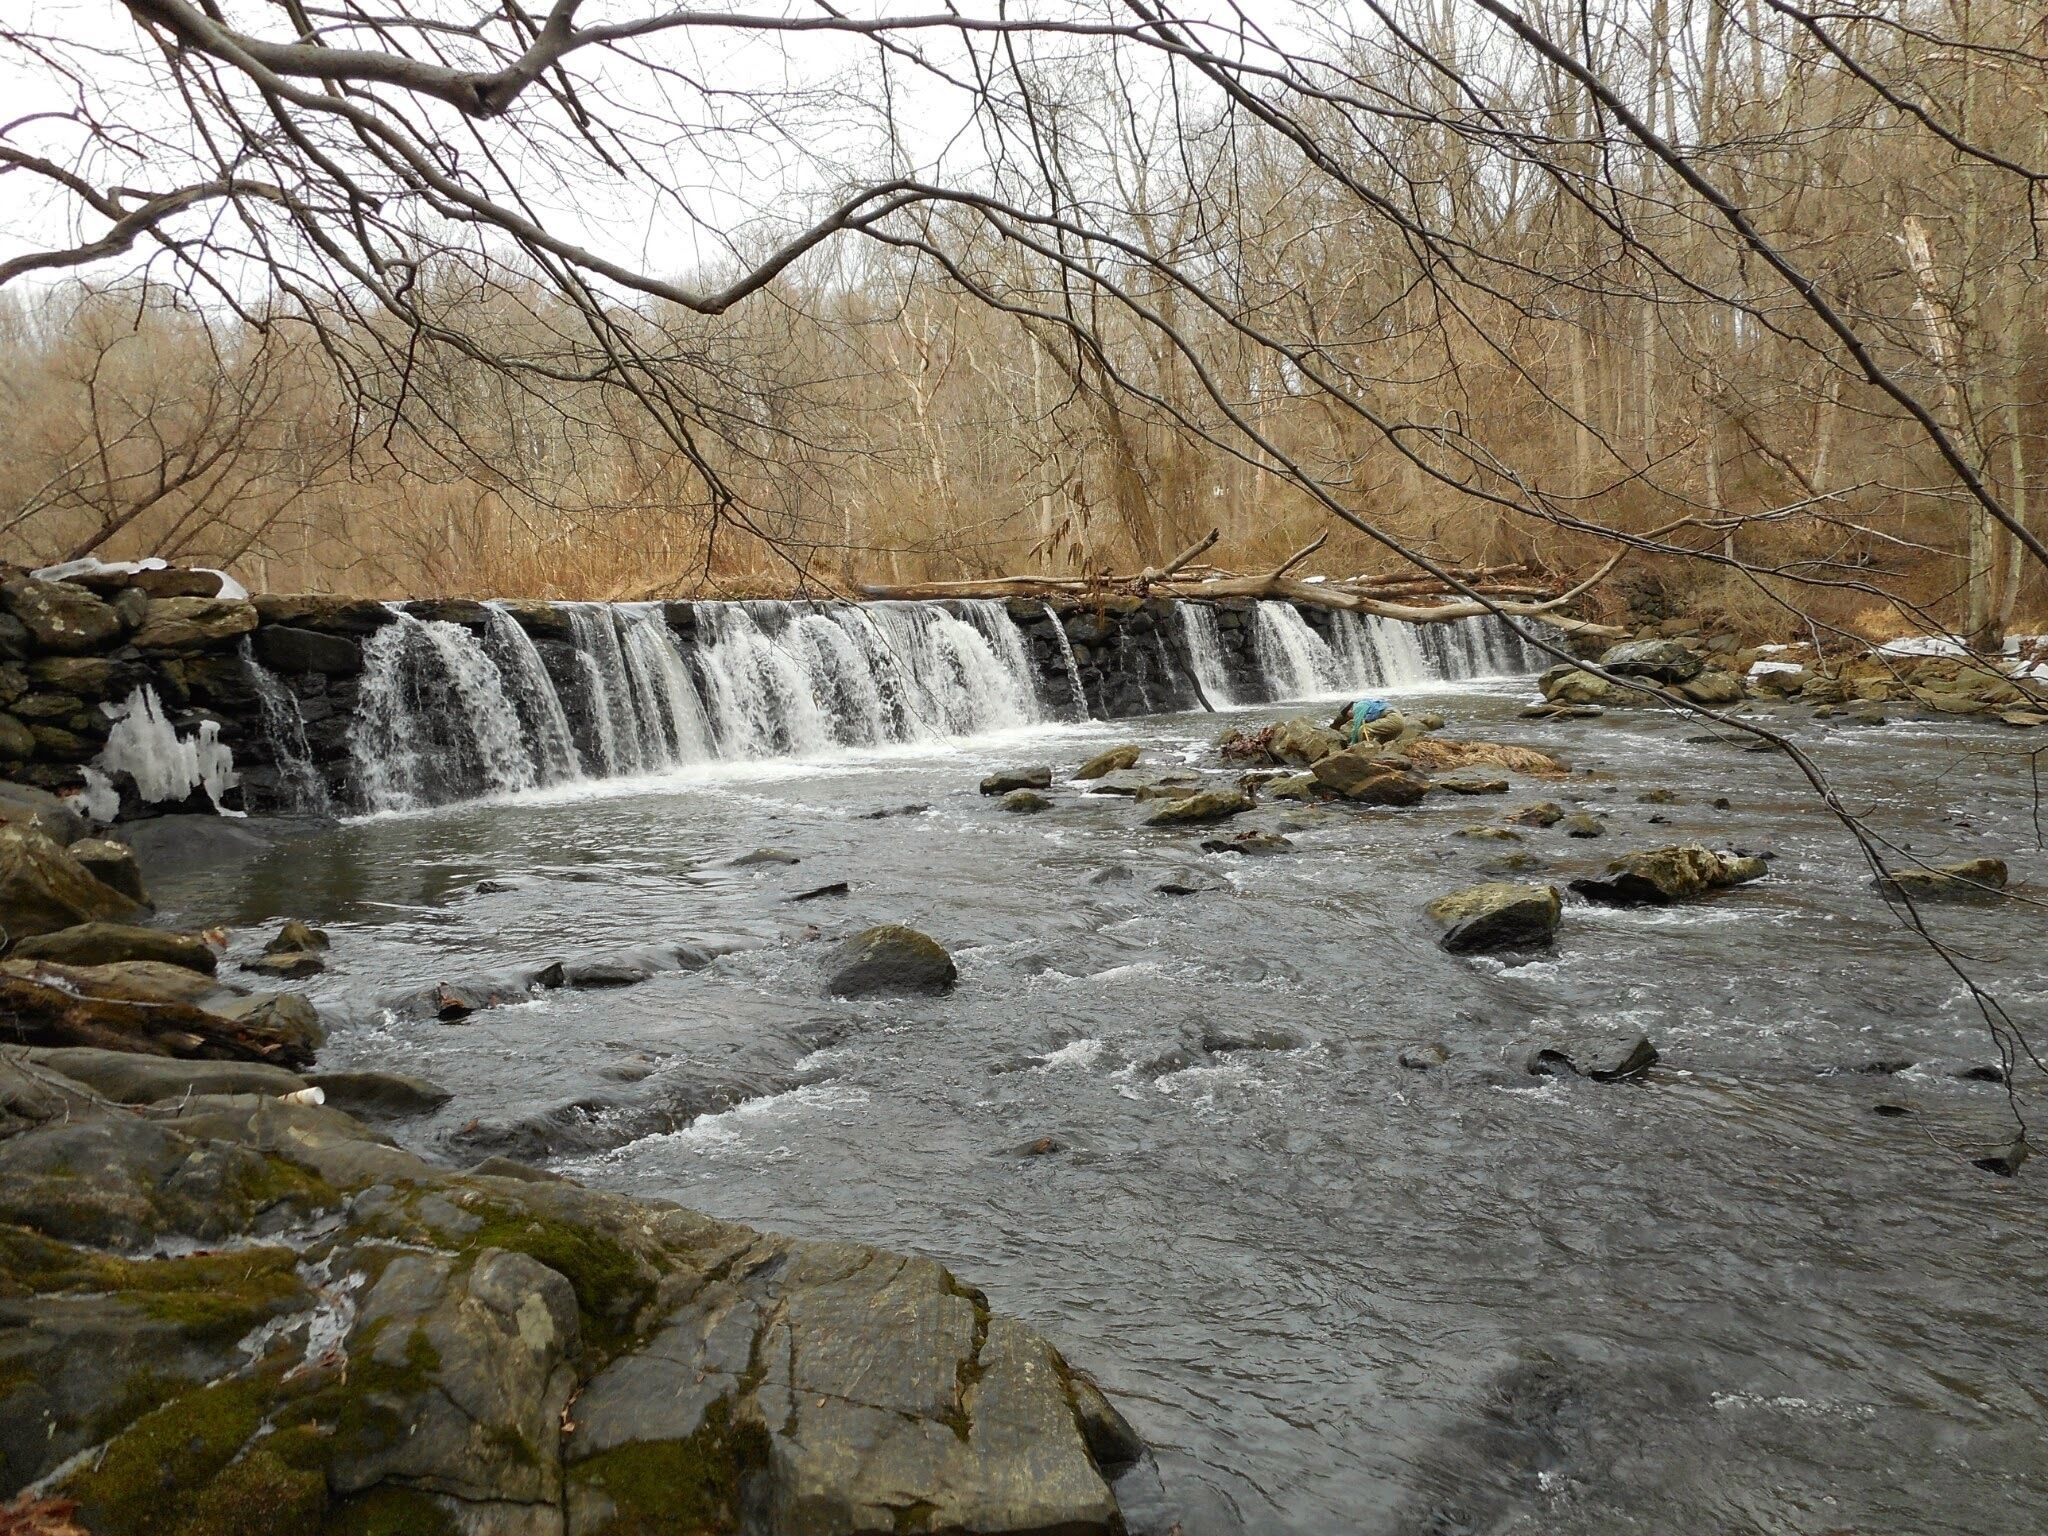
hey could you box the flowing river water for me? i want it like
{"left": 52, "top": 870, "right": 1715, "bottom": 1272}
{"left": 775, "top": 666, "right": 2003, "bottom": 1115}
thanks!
{"left": 133, "top": 678, "right": 2045, "bottom": 1535}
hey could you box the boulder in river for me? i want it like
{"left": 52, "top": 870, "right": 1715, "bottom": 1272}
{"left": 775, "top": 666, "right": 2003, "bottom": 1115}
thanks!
{"left": 1598, "top": 637, "right": 1704, "bottom": 683}
{"left": 10, "top": 921, "right": 216, "bottom": 974}
{"left": 1143, "top": 788, "right": 1254, "bottom": 826}
{"left": 0, "top": 824, "right": 147, "bottom": 938}
{"left": 1266, "top": 716, "right": 1345, "bottom": 766}
{"left": 265, "top": 917, "right": 331, "bottom": 954}
{"left": 1001, "top": 788, "right": 1053, "bottom": 813}
{"left": 826, "top": 924, "right": 957, "bottom": 996}
{"left": 1505, "top": 801, "right": 1564, "bottom": 828}
{"left": 1401, "top": 737, "right": 1568, "bottom": 776}
{"left": 0, "top": 1083, "right": 1133, "bottom": 1535}
{"left": 1873, "top": 857, "right": 2008, "bottom": 902}
{"left": 242, "top": 950, "right": 326, "bottom": 980}
{"left": 1074, "top": 744, "right": 1142, "bottom": 779}
{"left": 1311, "top": 749, "right": 1429, "bottom": 805}
{"left": 1201, "top": 831, "right": 1294, "bottom": 855}
{"left": 1560, "top": 811, "right": 1606, "bottom": 839}
{"left": 1525, "top": 1032, "right": 1659, "bottom": 1081}
{"left": 18, "top": 1045, "right": 306, "bottom": 1103}
{"left": 1677, "top": 670, "right": 1745, "bottom": 706}
{"left": 981, "top": 766, "right": 1053, "bottom": 795}
{"left": 1538, "top": 666, "right": 1639, "bottom": 707}
{"left": 1569, "top": 844, "right": 1768, "bottom": 906}
{"left": 1425, "top": 881, "right": 1562, "bottom": 954}
{"left": 1438, "top": 776, "right": 1510, "bottom": 795}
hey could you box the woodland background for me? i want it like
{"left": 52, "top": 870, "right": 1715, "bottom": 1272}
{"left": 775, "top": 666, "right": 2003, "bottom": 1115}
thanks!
{"left": 2, "top": 1, "right": 2041, "bottom": 643}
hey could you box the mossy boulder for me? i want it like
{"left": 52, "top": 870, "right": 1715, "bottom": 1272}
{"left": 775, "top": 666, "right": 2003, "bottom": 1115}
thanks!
{"left": 0, "top": 1064, "right": 1132, "bottom": 1536}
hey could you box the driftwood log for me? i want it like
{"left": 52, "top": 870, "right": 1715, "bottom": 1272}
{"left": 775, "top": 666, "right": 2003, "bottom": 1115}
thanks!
{"left": 859, "top": 530, "right": 1625, "bottom": 637}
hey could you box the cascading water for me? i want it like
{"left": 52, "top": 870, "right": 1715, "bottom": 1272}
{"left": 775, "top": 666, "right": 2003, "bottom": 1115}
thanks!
{"left": 1249, "top": 601, "right": 1346, "bottom": 697}
{"left": 1041, "top": 603, "right": 1088, "bottom": 719}
{"left": 350, "top": 611, "right": 540, "bottom": 812}
{"left": 329, "top": 595, "right": 1543, "bottom": 813}
{"left": 1174, "top": 604, "right": 1237, "bottom": 709}
{"left": 241, "top": 641, "right": 332, "bottom": 814}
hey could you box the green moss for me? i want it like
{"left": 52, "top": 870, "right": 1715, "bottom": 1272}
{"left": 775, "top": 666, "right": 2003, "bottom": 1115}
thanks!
{"left": 570, "top": 1397, "right": 770, "bottom": 1535}
{"left": 290, "top": 1320, "right": 443, "bottom": 1460}
{"left": 0, "top": 1225, "right": 307, "bottom": 1345}
{"left": 459, "top": 1204, "right": 653, "bottom": 1349}
{"left": 164, "top": 1442, "right": 326, "bottom": 1536}
{"left": 227, "top": 1153, "right": 341, "bottom": 1221}
{"left": 61, "top": 1372, "right": 280, "bottom": 1536}
{"left": 320, "top": 1485, "right": 461, "bottom": 1536}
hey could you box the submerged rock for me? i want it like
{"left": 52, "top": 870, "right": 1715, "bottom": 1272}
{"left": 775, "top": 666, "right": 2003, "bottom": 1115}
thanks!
{"left": 1504, "top": 801, "right": 1564, "bottom": 828}
{"left": 1560, "top": 811, "right": 1606, "bottom": 839}
{"left": 1398, "top": 1043, "right": 1449, "bottom": 1070}
{"left": 1074, "top": 744, "right": 1142, "bottom": 780}
{"left": 731, "top": 847, "right": 801, "bottom": 866}
{"left": 308, "top": 1069, "right": 456, "bottom": 1117}
{"left": 0, "top": 825, "right": 147, "bottom": 939}
{"left": 1873, "top": 857, "right": 2008, "bottom": 902}
{"left": 10, "top": 921, "right": 215, "bottom": 974}
{"left": 1200, "top": 831, "right": 1294, "bottom": 855}
{"left": 1526, "top": 1032, "right": 1659, "bottom": 1081}
{"left": 1425, "top": 881, "right": 1562, "bottom": 954}
{"left": 1569, "top": 844, "right": 1767, "bottom": 906}
{"left": 1143, "top": 789, "right": 1253, "bottom": 826}
{"left": 826, "top": 924, "right": 957, "bottom": 996}
{"left": 1001, "top": 788, "right": 1053, "bottom": 813}
{"left": 981, "top": 766, "right": 1053, "bottom": 795}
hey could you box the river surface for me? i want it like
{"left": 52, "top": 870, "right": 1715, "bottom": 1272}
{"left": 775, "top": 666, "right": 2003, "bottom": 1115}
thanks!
{"left": 140, "top": 683, "right": 2048, "bottom": 1535}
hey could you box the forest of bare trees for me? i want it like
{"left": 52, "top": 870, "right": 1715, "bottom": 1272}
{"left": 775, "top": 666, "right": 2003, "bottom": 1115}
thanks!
{"left": 2, "top": 1, "right": 2042, "bottom": 646}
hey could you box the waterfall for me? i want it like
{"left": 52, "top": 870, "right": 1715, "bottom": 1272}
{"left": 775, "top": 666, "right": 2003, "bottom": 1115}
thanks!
{"left": 1249, "top": 601, "right": 1345, "bottom": 698}
{"left": 1174, "top": 604, "right": 1236, "bottom": 708}
{"left": 1041, "top": 604, "right": 1088, "bottom": 718}
{"left": 329, "top": 595, "right": 1542, "bottom": 813}
{"left": 350, "top": 612, "right": 539, "bottom": 812}
{"left": 482, "top": 604, "right": 583, "bottom": 783}
{"left": 240, "top": 641, "right": 332, "bottom": 814}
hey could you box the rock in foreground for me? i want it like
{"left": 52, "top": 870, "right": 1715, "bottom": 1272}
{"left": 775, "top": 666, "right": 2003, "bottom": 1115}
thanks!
{"left": 0, "top": 1060, "right": 1135, "bottom": 1535}
{"left": 1143, "top": 788, "right": 1253, "bottom": 826}
{"left": 826, "top": 924, "right": 958, "bottom": 996}
{"left": 1426, "top": 882, "right": 1562, "bottom": 954}
{"left": 1569, "top": 844, "right": 1767, "bottom": 906}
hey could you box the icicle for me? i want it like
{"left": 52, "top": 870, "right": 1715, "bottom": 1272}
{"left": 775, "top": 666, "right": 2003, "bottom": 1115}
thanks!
{"left": 96, "top": 686, "right": 239, "bottom": 809}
